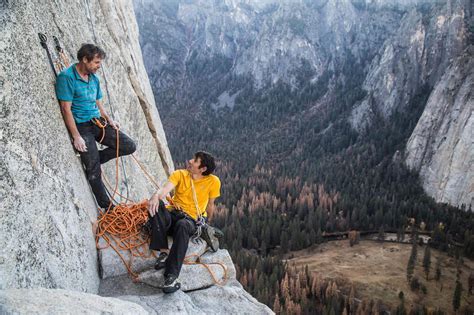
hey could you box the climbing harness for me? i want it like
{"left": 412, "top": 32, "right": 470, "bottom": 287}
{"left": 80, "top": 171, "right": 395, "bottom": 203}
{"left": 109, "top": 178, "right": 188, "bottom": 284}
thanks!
{"left": 190, "top": 178, "right": 222, "bottom": 252}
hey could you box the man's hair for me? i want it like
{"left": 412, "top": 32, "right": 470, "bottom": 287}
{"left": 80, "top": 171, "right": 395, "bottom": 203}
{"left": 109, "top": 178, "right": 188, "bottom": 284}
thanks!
{"left": 195, "top": 151, "right": 216, "bottom": 176}
{"left": 77, "top": 44, "right": 106, "bottom": 62}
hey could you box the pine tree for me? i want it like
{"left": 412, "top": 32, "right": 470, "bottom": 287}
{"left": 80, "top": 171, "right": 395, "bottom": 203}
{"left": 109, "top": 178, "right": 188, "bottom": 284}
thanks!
{"left": 423, "top": 245, "right": 431, "bottom": 280}
{"left": 469, "top": 272, "right": 474, "bottom": 295}
{"left": 396, "top": 291, "right": 406, "bottom": 315}
{"left": 349, "top": 283, "right": 356, "bottom": 312}
{"left": 435, "top": 257, "right": 442, "bottom": 281}
{"left": 273, "top": 293, "right": 281, "bottom": 314}
{"left": 453, "top": 279, "right": 462, "bottom": 313}
{"left": 407, "top": 240, "right": 417, "bottom": 282}
{"left": 281, "top": 272, "right": 290, "bottom": 301}
{"left": 371, "top": 300, "right": 380, "bottom": 315}
{"left": 378, "top": 225, "right": 385, "bottom": 242}
{"left": 355, "top": 300, "right": 365, "bottom": 315}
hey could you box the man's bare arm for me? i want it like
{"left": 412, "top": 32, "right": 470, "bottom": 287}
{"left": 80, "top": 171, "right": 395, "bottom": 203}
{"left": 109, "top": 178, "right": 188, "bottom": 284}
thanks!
{"left": 148, "top": 181, "right": 176, "bottom": 216}
{"left": 206, "top": 198, "right": 216, "bottom": 221}
{"left": 59, "top": 100, "right": 87, "bottom": 152}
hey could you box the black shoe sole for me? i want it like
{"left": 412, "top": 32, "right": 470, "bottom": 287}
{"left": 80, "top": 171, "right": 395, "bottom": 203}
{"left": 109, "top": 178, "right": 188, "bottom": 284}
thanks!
{"left": 201, "top": 231, "right": 219, "bottom": 252}
{"left": 154, "top": 261, "right": 166, "bottom": 270}
{"left": 162, "top": 283, "right": 181, "bottom": 294}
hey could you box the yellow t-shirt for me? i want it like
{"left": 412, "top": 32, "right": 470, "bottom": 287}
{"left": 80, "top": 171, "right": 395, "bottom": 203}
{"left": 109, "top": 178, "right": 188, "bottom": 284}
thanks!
{"left": 167, "top": 169, "right": 221, "bottom": 220}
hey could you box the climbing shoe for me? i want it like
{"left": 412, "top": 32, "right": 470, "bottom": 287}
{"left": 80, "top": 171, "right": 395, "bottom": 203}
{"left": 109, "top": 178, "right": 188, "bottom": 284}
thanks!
{"left": 154, "top": 252, "right": 168, "bottom": 270}
{"left": 162, "top": 274, "right": 181, "bottom": 293}
{"left": 141, "top": 219, "right": 152, "bottom": 236}
{"left": 200, "top": 225, "right": 221, "bottom": 252}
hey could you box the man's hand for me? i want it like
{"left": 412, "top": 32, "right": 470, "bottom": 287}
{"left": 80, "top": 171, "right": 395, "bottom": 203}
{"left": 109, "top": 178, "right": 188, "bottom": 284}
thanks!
{"left": 73, "top": 136, "right": 87, "bottom": 152}
{"left": 148, "top": 193, "right": 161, "bottom": 217}
{"left": 108, "top": 119, "right": 120, "bottom": 130}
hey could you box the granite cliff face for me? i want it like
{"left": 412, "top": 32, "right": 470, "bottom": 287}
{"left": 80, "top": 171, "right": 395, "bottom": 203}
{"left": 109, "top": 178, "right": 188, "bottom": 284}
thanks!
{"left": 134, "top": 0, "right": 473, "bottom": 208}
{"left": 0, "top": 0, "right": 270, "bottom": 313}
{"left": 1, "top": 0, "right": 172, "bottom": 293}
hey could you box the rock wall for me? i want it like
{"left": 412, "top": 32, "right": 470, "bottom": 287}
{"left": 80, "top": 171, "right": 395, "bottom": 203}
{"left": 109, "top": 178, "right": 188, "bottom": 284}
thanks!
{"left": 0, "top": 0, "right": 173, "bottom": 292}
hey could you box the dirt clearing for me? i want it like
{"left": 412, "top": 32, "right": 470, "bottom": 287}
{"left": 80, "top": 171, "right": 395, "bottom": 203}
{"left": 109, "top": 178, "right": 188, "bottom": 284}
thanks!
{"left": 288, "top": 240, "right": 473, "bottom": 312}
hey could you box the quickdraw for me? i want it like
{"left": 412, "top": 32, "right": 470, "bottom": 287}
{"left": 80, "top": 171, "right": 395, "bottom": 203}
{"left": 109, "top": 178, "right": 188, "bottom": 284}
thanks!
{"left": 38, "top": 33, "right": 58, "bottom": 77}
{"left": 53, "top": 35, "right": 70, "bottom": 70}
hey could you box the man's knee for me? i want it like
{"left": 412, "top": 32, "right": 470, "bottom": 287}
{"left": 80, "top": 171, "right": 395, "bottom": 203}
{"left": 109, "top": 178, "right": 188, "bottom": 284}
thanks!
{"left": 153, "top": 200, "right": 170, "bottom": 226}
{"left": 121, "top": 138, "right": 136, "bottom": 156}
{"left": 87, "top": 171, "right": 101, "bottom": 182}
{"left": 174, "top": 219, "right": 194, "bottom": 235}
{"left": 126, "top": 140, "right": 137, "bottom": 155}
{"left": 84, "top": 159, "right": 101, "bottom": 180}
{"left": 157, "top": 200, "right": 166, "bottom": 211}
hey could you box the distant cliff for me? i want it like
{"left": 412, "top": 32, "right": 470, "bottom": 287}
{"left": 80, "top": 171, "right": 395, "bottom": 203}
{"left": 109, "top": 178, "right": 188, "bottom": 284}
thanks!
{"left": 405, "top": 50, "right": 473, "bottom": 208}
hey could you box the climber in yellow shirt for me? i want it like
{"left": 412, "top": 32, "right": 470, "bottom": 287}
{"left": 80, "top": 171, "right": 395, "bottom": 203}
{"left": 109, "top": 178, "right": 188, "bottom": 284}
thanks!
{"left": 147, "top": 151, "right": 221, "bottom": 293}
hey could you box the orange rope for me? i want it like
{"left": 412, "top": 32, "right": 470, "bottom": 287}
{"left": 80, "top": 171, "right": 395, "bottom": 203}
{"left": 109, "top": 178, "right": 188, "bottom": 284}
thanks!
{"left": 183, "top": 253, "right": 228, "bottom": 286}
{"left": 102, "top": 171, "right": 135, "bottom": 203}
{"left": 96, "top": 200, "right": 154, "bottom": 279}
{"left": 131, "top": 154, "right": 160, "bottom": 189}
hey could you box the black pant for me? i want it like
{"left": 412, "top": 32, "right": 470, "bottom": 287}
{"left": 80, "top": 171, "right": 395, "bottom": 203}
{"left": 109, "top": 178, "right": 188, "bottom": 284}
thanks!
{"left": 77, "top": 121, "right": 136, "bottom": 209}
{"left": 149, "top": 201, "right": 197, "bottom": 277}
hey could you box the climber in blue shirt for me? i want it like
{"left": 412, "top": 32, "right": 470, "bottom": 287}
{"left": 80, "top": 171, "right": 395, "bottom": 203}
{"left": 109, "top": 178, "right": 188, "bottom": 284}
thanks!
{"left": 56, "top": 44, "right": 136, "bottom": 210}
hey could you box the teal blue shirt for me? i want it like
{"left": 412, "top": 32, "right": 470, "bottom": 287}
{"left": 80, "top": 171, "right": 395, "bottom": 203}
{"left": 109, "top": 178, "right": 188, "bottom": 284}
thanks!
{"left": 55, "top": 64, "right": 103, "bottom": 123}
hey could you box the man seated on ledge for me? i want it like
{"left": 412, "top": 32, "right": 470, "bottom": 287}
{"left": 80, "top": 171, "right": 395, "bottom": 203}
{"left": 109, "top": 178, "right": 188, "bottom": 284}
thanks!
{"left": 55, "top": 44, "right": 136, "bottom": 211}
{"left": 148, "top": 151, "right": 221, "bottom": 293}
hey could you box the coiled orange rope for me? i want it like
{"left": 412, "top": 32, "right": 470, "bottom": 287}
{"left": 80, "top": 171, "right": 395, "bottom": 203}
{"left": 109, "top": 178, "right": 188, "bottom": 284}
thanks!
{"left": 96, "top": 200, "right": 153, "bottom": 279}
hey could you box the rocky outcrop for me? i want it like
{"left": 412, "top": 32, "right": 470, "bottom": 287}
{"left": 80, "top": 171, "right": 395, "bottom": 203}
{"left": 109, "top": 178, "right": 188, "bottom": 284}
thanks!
{"left": 1, "top": 282, "right": 273, "bottom": 315}
{"left": 96, "top": 244, "right": 271, "bottom": 314}
{"left": 1, "top": 0, "right": 172, "bottom": 293}
{"left": 405, "top": 51, "right": 473, "bottom": 208}
{"left": 119, "top": 281, "right": 273, "bottom": 315}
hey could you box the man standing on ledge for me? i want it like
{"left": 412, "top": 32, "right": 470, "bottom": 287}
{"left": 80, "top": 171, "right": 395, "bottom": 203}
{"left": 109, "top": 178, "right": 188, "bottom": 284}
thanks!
{"left": 55, "top": 44, "right": 136, "bottom": 210}
{"left": 148, "top": 151, "right": 221, "bottom": 293}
